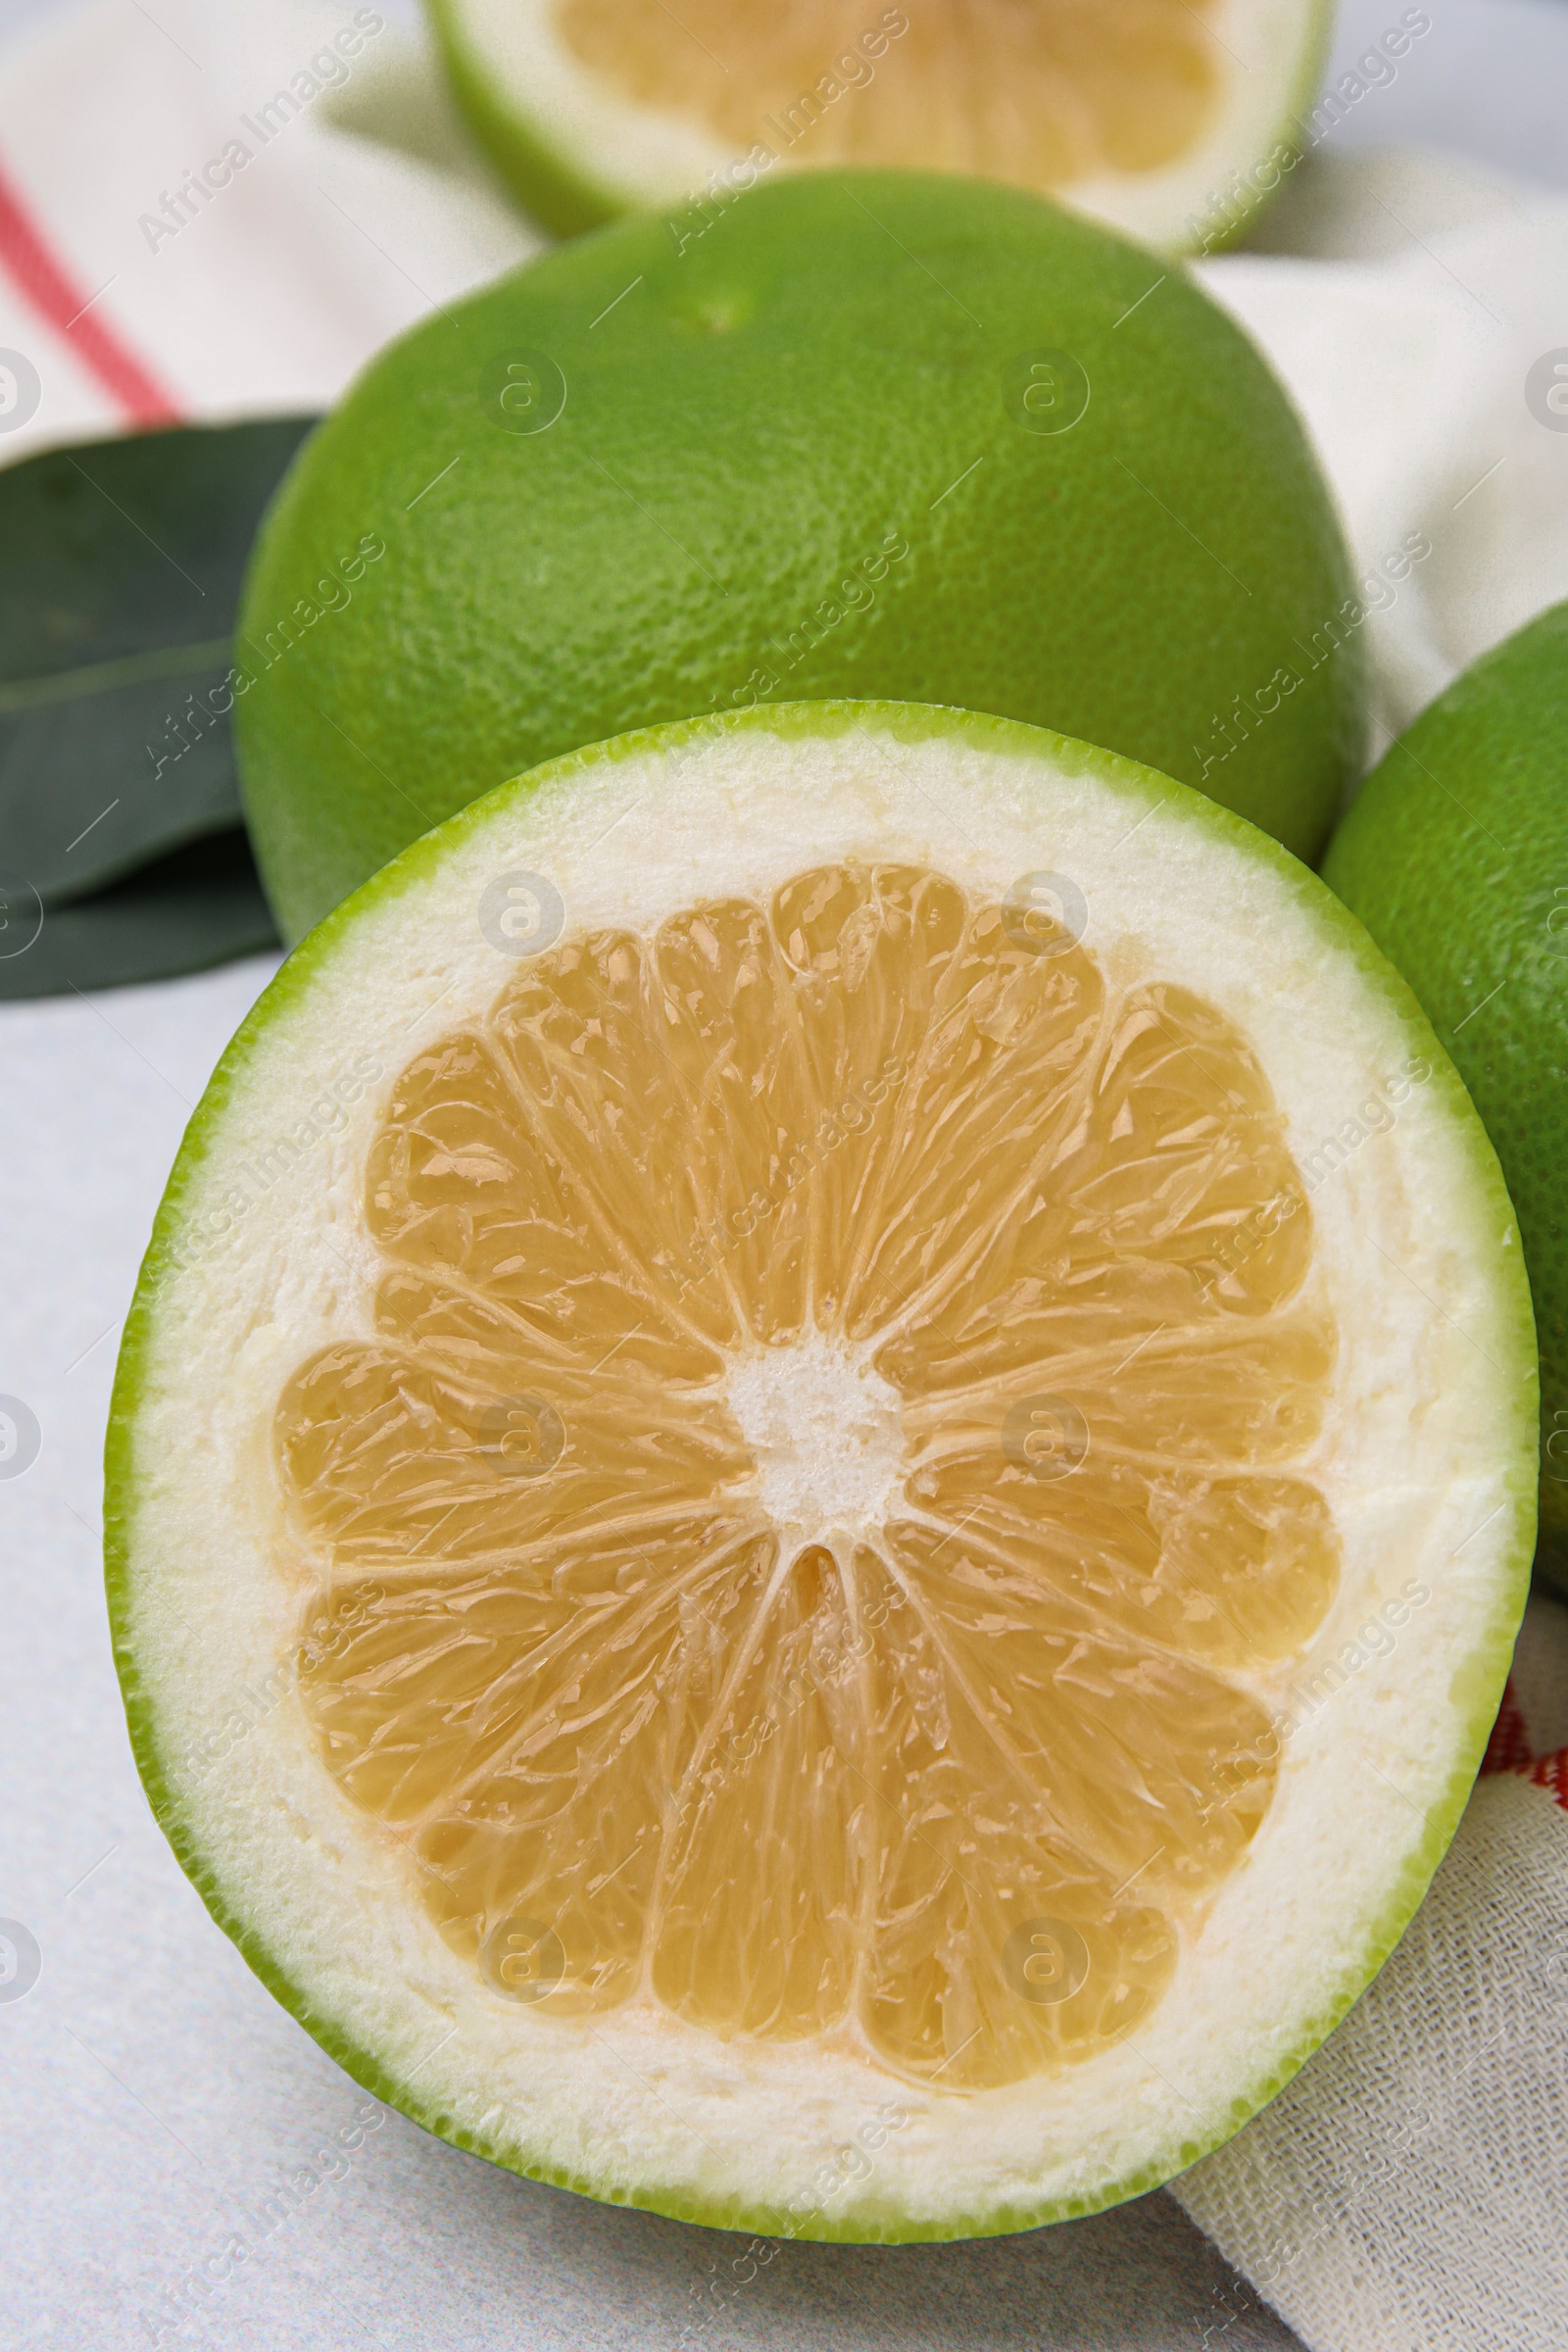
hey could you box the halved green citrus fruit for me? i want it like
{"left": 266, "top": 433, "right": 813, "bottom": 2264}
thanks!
{"left": 426, "top": 0, "right": 1333, "bottom": 251}
{"left": 235, "top": 170, "right": 1364, "bottom": 946}
{"left": 109, "top": 703, "right": 1535, "bottom": 2239}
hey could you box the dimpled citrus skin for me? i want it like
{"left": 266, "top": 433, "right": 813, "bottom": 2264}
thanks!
{"left": 235, "top": 171, "right": 1362, "bottom": 944}
{"left": 1323, "top": 602, "right": 1568, "bottom": 1589}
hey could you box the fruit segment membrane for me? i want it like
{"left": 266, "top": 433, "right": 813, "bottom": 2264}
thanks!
{"left": 276, "top": 861, "right": 1339, "bottom": 2089}
{"left": 555, "top": 0, "right": 1223, "bottom": 185}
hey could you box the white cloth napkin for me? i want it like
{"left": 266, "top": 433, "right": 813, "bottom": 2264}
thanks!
{"left": 1172, "top": 1599, "right": 1568, "bottom": 2350}
{"left": 0, "top": 0, "right": 537, "bottom": 449}
{"left": 2, "top": 7, "right": 1565, "bottom": 2348}
{"left": 1198, "top": 146, "right": 1568, "bottom": 764}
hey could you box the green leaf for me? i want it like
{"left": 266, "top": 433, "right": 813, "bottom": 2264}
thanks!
{"left": 0, "top": 829, "right": 279, "bottom": 1003}
{"left": 0, "top": 417, "right": 315, "bottom": 992}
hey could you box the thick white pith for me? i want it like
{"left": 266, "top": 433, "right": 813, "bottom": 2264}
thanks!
{"left": 442, "top": 0, "right": 1326, "bottom": 250}
{"left": 113, "top": 711, "right": 1532, "bottom": 2234}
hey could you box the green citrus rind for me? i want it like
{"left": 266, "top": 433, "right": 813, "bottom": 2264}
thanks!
{"left": 427, "top": 0, "right": 619, "bottom": 236}
{"left": 1324, "top": 600, "right": 1568, "bottom": 1592}
{"left": 108, "top": 699, "right": 1537, "bottom": 2239}
{"left": 1185, "top": 0, "right": 1338, "bottom": 256}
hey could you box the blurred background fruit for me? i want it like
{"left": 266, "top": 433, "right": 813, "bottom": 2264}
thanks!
{"left": 425, "top": 0, "right": 1334, "bottom": 252}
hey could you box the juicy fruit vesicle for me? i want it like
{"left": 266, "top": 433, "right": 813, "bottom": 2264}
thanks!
{"left": 277, "top": 858, "right": 1341, "bottom": 2091}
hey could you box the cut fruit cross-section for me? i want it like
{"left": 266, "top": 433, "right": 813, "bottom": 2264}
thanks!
{"left": 108, "top": 702, "right": 1535, "bottom": 2239}
{"left": 426, "top": 0, "right": 1335, "bottom": 250}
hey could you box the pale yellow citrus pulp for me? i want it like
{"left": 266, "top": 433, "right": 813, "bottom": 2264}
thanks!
{"left": 276, "top": 859, "right": 1340, "bottom": 2094}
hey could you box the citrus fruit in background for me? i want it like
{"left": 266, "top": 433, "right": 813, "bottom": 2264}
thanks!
{"left": 425, "top": 0, "right": 1333, "bottom": 251}
{"left": 1323, "top": 601, "right": 1568, "bottom": 1592}
{"left": 110, "top": 702, "right": 1534, "bottom": 2238}
{"left": 235, "top": 171, "right": 1363, "bottom": 945}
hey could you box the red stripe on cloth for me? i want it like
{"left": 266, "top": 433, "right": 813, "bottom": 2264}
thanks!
{"left": 1481, "top": 1675, "right": 1534, "bottom": 1776}
{"left": 0, "top": 155, "right": 179, "bottom": 425}
{"left": 1518, "top": 1748, "right": 1568, "bottom": 1812}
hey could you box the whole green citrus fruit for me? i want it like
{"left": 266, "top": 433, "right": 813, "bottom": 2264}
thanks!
{"left": 235, "top": 169, "right": 1364, "bottom": 942}
{"left": 1323, "top": 600, "right": 1568, "bottom": 1588}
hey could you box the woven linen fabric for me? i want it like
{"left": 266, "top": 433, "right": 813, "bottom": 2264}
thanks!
{"left": 1197, "top": 145, "right": 1568, "bottom": 764}
{"left": 1173, "top": 1596, "right": 1568, "bottom": 2352}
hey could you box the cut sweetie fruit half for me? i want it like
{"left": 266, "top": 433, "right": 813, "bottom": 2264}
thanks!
{"left": 425, "top": 0, "right": 1334, "bottom": 249}
{"left": 107, "top": 702, "right": 1535, "bottom": 2238}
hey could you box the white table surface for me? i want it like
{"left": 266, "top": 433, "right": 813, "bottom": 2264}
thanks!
{"left": 2, "top": 1, "right": 1565, "bottom": 2344}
